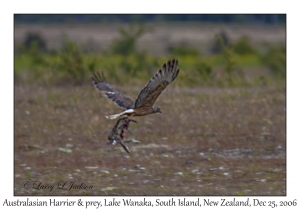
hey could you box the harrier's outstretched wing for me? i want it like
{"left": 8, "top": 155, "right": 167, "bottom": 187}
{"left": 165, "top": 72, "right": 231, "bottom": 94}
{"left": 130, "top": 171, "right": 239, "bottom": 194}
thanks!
{"left": 91, "top": 72, "right": 135, "bottom": 109}
{"left": 134, "top": 59, "right": 179, "bottom": 108}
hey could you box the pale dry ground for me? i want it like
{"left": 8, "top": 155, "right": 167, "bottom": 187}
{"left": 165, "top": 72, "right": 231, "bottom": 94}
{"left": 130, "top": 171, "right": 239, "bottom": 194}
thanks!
{"left": 14, "top": 23, "right": 286, "bottom": 55}
{"left": 14, "top": 80, "right": 286, "bottom": 195}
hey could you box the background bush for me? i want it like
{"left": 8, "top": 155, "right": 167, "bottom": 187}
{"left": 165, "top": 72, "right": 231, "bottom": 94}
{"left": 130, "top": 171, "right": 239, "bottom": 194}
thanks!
{"left": 261, "top": 44, "right": 286, "bottom": 78}
{"left": 14, "top": 25, "right": 285, "bottom": 87}
{"left": 232, "top": 36, "right": 257, "bottom": 56}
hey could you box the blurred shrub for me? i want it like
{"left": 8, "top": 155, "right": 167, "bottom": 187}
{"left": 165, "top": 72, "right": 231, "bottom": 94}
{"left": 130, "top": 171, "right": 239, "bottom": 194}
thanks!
{"left": 119, "top": 53, "right": 154, "bottom": 79}
{"left": 215, "top": 34, "right": 247, "bottom": 86}
{"left": 56, "top": 37, "right": 96, "bottom": 84}
{"left": 17, "top": 32, "right": 47, "bottom": 66}
{"left": 23, "top": 32, "right": 47, "bottom": 52}
{"left": 211, "top": 31, "right": 230, "bottom": 54}
{"left": 26, "top": 41, "right": 46, "bottom": 66}
{"left": 195, "top": 60, "right": 214, "bottom": 84}
{"left": 261, "top": 45, "right": 286, "bottom": 78}
{"left": 168, "top": 43, "right": 200, "bottom": 57}
{"left": 216, "top": 35, "right": 236, "bottom": 79}
{"left": 232, "top": 36, "right": 257, "bottom": 55}
{"left": 107, "top": 23, "right": 154, "bottom": 83}
{"left": 110, "top": 24, "right": 151, "bottom": 55}
{"left": 13, "top": 33, "right": 48, "bottom": 83}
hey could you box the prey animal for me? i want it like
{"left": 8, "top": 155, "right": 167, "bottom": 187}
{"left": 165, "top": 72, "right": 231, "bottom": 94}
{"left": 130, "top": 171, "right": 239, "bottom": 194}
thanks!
{"left": 107, "top": 117, "right": 136, "bottom": 153}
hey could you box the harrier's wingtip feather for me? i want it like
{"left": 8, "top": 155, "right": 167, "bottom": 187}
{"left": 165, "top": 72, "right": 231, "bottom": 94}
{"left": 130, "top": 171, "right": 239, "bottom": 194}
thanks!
{"left": 134, "top": 59, "right": 180, "bottom": 108}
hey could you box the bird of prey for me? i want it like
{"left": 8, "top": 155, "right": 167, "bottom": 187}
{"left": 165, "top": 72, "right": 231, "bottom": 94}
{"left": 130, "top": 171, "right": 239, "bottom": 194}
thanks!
{"left": 91, "top": 59, "right": 179, "bottom": 119}
{"left": 107, "top": 117, "right": 137, "bottom": 153}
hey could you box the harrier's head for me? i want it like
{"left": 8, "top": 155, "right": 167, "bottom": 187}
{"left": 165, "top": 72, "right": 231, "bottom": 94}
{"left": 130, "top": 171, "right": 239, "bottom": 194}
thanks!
{"left": 153, "top": 106, "right": 162, "bottom": 114}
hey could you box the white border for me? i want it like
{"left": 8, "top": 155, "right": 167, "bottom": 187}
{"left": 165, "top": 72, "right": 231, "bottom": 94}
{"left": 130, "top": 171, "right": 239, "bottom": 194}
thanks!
{"left": 2, "top": 1, "right": 299, "bottom": 209}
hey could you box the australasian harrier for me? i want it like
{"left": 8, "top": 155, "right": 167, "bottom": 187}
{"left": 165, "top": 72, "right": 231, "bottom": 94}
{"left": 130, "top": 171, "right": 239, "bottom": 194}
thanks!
{"left": 91, "top": 59, "right": 179, "bottom": 119}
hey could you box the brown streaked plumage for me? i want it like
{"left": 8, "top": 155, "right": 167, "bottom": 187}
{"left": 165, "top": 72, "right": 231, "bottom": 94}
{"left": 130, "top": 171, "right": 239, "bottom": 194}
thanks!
{"left": 92, "top": 59, "right": 179, "bottom": 119}
{"left": 107, "top": 117, "right": 137, "bottom": 153}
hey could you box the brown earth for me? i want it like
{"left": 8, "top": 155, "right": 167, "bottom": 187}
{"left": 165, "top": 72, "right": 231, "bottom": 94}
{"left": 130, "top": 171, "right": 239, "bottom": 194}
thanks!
{"left": 14, "top": 80, "right": 286, "bottom": 195}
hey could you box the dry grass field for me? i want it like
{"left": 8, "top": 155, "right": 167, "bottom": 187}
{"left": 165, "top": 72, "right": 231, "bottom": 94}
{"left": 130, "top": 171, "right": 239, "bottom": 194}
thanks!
{"left": 14, "top": 79, "right": 286, "bottom": 195}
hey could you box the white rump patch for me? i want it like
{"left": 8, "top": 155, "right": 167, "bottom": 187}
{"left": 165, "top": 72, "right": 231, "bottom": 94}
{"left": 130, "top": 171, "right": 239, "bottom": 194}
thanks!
{"left": 105, "top": 109, "right": 135, "bottom": 119}
{"left": 124, "top": 109, "right": 134, "bottom": 114}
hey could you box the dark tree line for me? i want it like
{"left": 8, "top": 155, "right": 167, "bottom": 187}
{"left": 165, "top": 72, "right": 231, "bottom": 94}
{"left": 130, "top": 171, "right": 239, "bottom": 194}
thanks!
{"left": 14, "top": 14, "right": 285, "bottom": 25}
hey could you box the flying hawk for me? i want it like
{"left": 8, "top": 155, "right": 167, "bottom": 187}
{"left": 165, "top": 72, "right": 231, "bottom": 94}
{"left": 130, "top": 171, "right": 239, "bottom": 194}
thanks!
{"left": 91, "top": 59, "right": 179, "bottom": 119}
{"left": 108, "top": 117, "right": 137, "bottom": 153}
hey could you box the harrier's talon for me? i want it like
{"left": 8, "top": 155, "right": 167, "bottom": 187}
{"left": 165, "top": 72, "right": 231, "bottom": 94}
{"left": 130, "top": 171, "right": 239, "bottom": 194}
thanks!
{"left": 129, "top": 119, "right": 137, "bottom": 123}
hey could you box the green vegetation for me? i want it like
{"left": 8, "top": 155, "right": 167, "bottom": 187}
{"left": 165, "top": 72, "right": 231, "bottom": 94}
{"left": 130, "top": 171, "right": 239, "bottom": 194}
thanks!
{"left": 168, "top": 43, "right": 200, "bottom": 57}
{"left": 261, "top": 44, "right": 286, "bottom": 78}
{"left": 232, "top": 36, "right": 257, "bottom": 56}
{"left": 56, "top": 35, "right": 97, "bottom": 84}
{"left": 14, "top": 28, "right": 285, "bottom": 88}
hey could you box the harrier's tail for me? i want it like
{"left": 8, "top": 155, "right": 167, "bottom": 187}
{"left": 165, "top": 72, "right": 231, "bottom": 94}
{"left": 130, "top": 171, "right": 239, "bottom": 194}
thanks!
{"left": 105, "top": 109, "right": 135, "bottom": 120}
{"left": 105, "top": 113, "right": 123, "bottom": 119}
